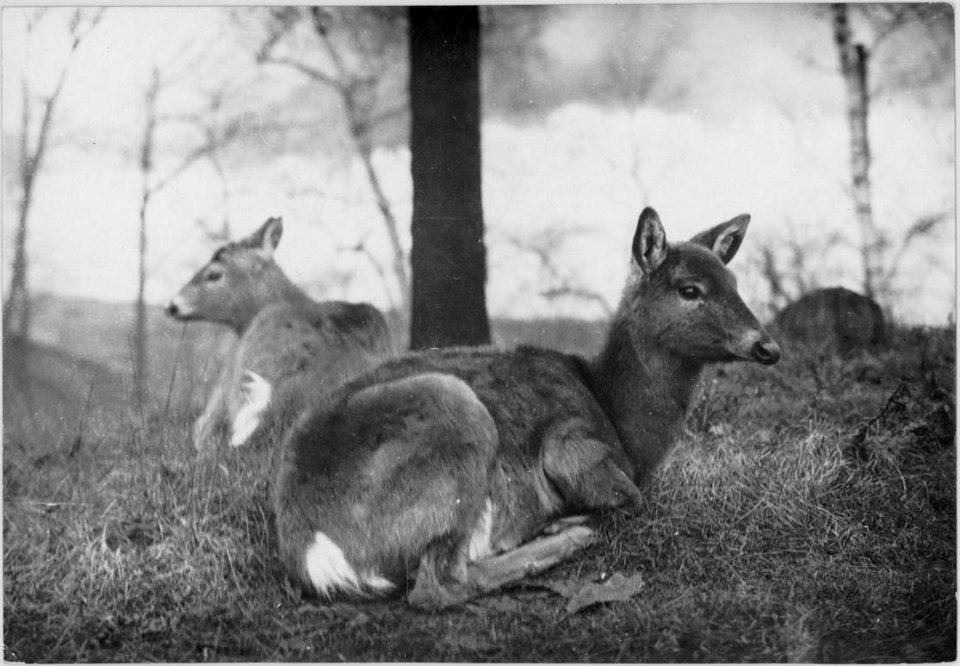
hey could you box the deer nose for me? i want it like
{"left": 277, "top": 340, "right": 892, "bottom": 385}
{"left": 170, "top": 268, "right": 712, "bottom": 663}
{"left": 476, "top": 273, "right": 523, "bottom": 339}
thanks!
{"left": 752, "top": 340, "right": 781, "bottom": 365}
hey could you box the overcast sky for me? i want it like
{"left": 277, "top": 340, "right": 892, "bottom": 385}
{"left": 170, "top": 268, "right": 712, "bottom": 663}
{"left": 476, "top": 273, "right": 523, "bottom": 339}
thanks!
{"left": 2, "top": 5, "right": 954, "bottom": 325}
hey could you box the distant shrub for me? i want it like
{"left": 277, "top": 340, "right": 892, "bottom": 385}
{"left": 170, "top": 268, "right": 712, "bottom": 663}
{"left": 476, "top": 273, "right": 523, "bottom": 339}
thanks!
{"left": 773, "top": 287, "right": 886, "bottom": 353}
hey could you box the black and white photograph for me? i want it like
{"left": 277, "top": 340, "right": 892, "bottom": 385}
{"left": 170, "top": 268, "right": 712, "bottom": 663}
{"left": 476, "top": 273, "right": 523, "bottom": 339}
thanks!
{"left": 2, "top": 4, "right": 955, "bottom": 662}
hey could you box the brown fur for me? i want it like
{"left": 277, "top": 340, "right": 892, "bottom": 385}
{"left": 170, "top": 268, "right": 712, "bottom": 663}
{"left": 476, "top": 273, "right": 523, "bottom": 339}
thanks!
{"left": 167, "top": 217, "right": 394, "bottom": 450}
{"left": 274, "top": 207, "right": 780, "bottom": 607}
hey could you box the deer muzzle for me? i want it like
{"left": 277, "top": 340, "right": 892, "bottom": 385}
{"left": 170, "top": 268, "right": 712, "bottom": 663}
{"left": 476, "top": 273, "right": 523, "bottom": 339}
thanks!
{"left": 166, "top": 295, "right": 195, "bottom": 320}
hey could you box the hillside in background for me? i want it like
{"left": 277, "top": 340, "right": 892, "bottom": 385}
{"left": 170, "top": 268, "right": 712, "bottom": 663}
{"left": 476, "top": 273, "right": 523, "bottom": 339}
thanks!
{"left": 5, "top": 292, "right": 612, "bottom": 441}
{"left": 26, "top": 291, "right": 610, "bottom": 368}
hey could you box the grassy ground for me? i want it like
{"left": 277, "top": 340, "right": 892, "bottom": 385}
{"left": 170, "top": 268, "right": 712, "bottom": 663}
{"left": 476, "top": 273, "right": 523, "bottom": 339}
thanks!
{"left": 3, "top": 318, "right": 955, "bottom": 662}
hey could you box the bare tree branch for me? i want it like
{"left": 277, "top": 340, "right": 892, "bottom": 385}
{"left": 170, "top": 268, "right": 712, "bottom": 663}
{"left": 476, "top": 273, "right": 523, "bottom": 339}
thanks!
{"left": 150, "top": 121, "right": 241, "bottom": 194}
{"left": 541, "top": 285, "right": 614, "bottom": 316}
{"left": 4, "top": 8, "right": 106, "bottom": 339}
{"left": 759, "top": 245, "right": 789, "bottom": 308}
{"left": 501, "top": 227, "right": 615, "bottom": 314}
{"left": 340, "top": 237, "right": 399, "bottom": 314}
{"left": 880, "top": 212, "right": 949, "bottom": 288}
{"left": 255, "top": 7, "right": 411, "bottom": 321}
{"left": 258, "top": 54, "right": 340, "bottom": 88}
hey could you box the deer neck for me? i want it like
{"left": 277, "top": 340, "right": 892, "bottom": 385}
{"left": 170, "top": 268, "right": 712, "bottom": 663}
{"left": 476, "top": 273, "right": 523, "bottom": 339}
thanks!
{"left": 590, "top": 314, "right": 703, "bottom": 483}
{"left": 269, "top": 268, "right": 313, "bottom": 308}
{"left": 233, "top": 266, "right": 313, "bottom": 335}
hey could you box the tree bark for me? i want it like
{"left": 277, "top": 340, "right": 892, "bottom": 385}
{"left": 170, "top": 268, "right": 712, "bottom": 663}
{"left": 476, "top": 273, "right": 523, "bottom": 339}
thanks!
{"left": 408, "top": 6, "right": 490, "bottom": 349}
{"left": 832, "top": 3, "right": 878, "bottom": 300}
{"left": 5, "top": 178, "right": 34, "bottom": 341}
{"left": 4, "top": 65, "right": 33, "bottom": 341}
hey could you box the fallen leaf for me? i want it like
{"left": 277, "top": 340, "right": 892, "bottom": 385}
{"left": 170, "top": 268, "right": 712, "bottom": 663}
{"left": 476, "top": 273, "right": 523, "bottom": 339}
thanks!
{"left": 546, "top": 573, "right": 645, "bottom": 615}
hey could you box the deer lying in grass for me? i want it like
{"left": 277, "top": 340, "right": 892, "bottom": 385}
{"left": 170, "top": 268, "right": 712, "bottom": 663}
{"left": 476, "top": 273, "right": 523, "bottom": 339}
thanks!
{"left": 167, "top": 217, "right": 394, "bottom": 450}
{"left": 274, "top": 207, "right": 780, "bottom": 608}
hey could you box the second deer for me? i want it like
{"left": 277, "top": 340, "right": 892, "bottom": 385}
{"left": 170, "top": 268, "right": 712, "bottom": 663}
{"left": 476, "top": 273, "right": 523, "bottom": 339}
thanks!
{"left": 167, "top": 217, "right": 395, "bottom": 450}
{"left": 273, "top": 207, "right": 780, "bottom": 608}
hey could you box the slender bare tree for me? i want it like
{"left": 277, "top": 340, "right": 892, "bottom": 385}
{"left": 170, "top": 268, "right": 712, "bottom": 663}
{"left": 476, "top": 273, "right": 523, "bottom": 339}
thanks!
{"left": 256, "top": 7, "right": 411, "bottom": 322}
{"left": 830, "top": 3, "right": 953, "bottom": 302}
{"left": 4, "top": 8, "right": 105, "bottom": 341}
{"left": 132, "top": 67, "right": 243, "bottom": 404}
{"left": 501, "top": 227, "right": 614, "bottom": 316}
{"left": 832, "top": 3, "right": 879, "bottom": 300}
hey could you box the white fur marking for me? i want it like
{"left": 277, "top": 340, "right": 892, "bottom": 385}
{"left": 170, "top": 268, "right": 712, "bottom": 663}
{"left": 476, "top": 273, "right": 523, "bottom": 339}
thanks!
{"left": 230, "top": 371, "right": 272, "bottom": 447}
{"left": 467, "top": 498, "right": 495, "bottom": 561}
{"left": 304, "top": 531, "right": 394, "bottom": 597}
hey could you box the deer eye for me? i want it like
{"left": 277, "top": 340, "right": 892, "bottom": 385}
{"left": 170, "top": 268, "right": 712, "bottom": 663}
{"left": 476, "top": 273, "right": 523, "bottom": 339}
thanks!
{"left": 678, "top": 285, "right": 702, "bottom": 301}
{"left": 205, "top": 269, "right": 223, "bottom": 283}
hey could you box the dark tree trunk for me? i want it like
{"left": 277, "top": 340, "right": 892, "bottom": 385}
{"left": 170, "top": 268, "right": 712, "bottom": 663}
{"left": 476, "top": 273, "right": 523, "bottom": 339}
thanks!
{"left": 832, "top": 3, "right": 878, "bottom": 300}
{"left": 408, "top": 5, "right": 490, "bottom": 350}
{"left": 4, "top": 67, "right": 42, "bottom": 342}
{"left": 4, "top": 199, "right": 33, "bottom": 341}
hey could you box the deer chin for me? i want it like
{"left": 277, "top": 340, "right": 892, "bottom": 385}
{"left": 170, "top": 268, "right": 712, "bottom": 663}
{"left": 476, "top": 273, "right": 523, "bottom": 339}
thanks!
{"left": 720, "top": 344, "right": 781, "bottom": 366}
{"left": 719, "top": 334, "right": 781, "bottom": 366}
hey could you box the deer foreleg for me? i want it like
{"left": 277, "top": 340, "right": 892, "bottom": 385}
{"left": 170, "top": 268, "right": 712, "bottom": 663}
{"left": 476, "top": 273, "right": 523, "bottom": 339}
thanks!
{"left": 407, "top": 540, "right": 473, "bottom": 610}
{"left": 407, "top": 522, "right": 596, "bottom": 608}
{"left": 541, "top": 421, "right": 645, "bottom": 513}
{"left": 466, "top": 524, "right": 596, "bottom": 593}
{"left": 193, "top": 380, "right": 229, "bottom": 450}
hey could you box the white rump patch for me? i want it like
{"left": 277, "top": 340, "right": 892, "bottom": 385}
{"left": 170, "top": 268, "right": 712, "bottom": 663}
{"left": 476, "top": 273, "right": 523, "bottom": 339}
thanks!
{"left": 230, "top": 371, "right": 272, "bottom": 447}
{"left": 467, "top": 498, "right": 495, "bottom": 561}
{"left": 304, "top": 531, "right": 394, "bottom": 597}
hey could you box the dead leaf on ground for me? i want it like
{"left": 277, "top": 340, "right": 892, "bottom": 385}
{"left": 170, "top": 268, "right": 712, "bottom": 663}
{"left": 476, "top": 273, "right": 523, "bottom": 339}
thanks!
{"left": 544, "top": 572, "right": 645, "bottom": 616}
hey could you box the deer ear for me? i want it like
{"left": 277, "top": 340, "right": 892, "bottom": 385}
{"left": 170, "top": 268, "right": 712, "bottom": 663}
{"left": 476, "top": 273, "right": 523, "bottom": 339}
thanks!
{"left": 243, "top": 217, "right": 284, "bottom": 259}
{"left": 689, "top": 214, "right": 750, "bottom": 264}
{"left": 632, "top": 207, "right": 667, "bottom": 275}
